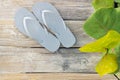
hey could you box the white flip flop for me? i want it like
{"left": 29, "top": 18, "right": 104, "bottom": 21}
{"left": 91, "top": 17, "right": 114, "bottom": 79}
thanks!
{"left": 32, "top": 2, "right": 76, "bottom": 48}
{"left": 15, "top": 8, "right": 60, "bottom": 52}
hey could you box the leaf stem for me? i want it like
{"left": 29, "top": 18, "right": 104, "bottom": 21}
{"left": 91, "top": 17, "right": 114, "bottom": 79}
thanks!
{"left": 114, "top": 74, "right": 120, "bottom": 80}
{"left": 105, "top": 48, "right": 109, "bottom": 55}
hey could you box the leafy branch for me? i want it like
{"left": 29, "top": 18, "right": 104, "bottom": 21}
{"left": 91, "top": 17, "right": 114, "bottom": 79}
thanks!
{"left": 79, "top": 0, "right": 120, "bottom": 79}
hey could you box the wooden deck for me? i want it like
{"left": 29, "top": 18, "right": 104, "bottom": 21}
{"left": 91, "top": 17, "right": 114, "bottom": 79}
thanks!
{"left": 0, "top": 0, "right": 118, "bottom": 80}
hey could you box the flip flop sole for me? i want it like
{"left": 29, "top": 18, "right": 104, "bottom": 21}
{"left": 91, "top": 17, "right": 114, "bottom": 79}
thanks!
{"left": 15, "top": 8, "right": 60, "bottom": 52}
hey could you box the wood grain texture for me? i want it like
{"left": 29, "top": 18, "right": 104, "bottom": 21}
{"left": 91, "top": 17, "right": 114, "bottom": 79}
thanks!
{"left": 0, "top": 46, "right": 100, "bottom": 73}
{"left": 0, "top": 73, "right": 117, "bottom": 80}
{"left": 0, "top": 0, "right": 94, "bottom": 20}
{"left": 0, "top": 20, "right": 94, "bottom": 47}
{"left": 0, "top": 0, "right": 115, "bottom": 80}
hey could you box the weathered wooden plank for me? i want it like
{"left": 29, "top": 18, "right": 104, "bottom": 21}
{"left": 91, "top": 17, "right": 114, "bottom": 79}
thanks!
{"left": 0, "top": 73, "right": 117, "bottom": 80}
{"left": 0, "top": 20, "right": 94, "bottom": 47}
{"left": 0, "top": 0, "right": 93, "bottom": 20}
{"left": 0, "top": 46, "right": 100, "bottom": 73}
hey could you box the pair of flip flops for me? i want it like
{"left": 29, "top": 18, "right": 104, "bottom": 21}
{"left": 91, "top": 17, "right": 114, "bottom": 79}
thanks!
{"left": 15, "top": 2, "right": 76, "bottom": 52}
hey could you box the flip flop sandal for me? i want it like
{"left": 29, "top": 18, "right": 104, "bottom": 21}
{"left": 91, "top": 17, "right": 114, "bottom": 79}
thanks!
{"left": 32, "top": 2, "right": 76, "bottom": 48}
{"left": 15, "top": 8, "right": 60, "bottom": 52}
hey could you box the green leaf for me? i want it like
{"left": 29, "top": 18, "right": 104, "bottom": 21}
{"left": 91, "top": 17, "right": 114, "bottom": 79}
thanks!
{"left": 95, "top": 54, "right": 118, "bottom": 76}
{"left": 118, "top": 3, "right": 120, "bottom": 7}
{"left": 115, "top": 0, "right": 120, "bottom": 3}
{"left": 92, "top": 0, "right": 114, "bottom": 10}
{"left": 115, "top": 0, "right": 120, "bottom": 7}
{"left": 114, "top": 55, "right": 120, "bottom": 77}
{"left": 114, "top": 43, "right": 120, "bottom": 56}
{"left": 84, "top": 8, "right": 120, "bottom": 39}
{"left": 79, "top": 30, "right": 120, "bottom": 53}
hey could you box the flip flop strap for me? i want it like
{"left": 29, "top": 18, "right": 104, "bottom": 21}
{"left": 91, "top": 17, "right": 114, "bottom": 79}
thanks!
{"left": 23, "top": 17, "right": 32, "bottom": 37}
{"left": 42, "top": 10, "right": 50, "bottom": 26}
{"left": 23, "top": 17, "right": 49, "bottom": 36}
{"left": 41, "top": 10, "right": 68, "bottom": 32}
